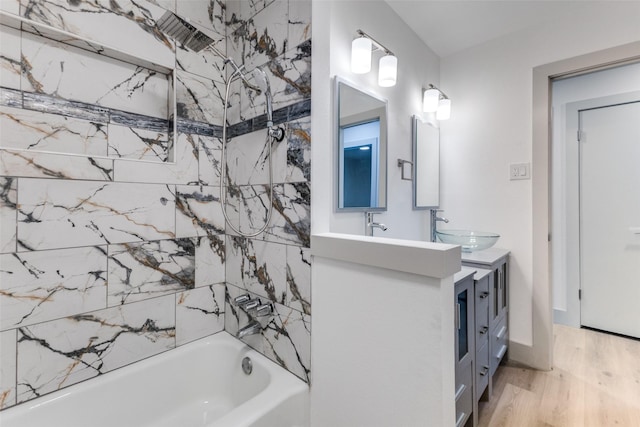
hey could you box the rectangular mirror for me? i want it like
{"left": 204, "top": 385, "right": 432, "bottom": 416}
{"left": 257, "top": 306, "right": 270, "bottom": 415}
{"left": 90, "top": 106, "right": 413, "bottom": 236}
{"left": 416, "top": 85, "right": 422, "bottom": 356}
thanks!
{"left": 335, "top": 77, "right": 388, "bottom": 211}
{"left": 413, "top": 115, "right": 440, "bottom": 209}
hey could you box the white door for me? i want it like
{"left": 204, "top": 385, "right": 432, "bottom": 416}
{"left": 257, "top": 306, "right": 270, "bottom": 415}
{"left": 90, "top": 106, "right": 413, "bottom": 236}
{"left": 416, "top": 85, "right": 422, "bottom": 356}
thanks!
{"left": 580, "top": 101, "right": 640, "bottom": 338}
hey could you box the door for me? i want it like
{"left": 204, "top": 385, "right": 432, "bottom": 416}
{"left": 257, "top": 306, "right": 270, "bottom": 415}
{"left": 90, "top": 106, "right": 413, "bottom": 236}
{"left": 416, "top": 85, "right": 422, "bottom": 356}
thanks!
{"left": 579, "top": 101, "right": 640, "bottom": 338}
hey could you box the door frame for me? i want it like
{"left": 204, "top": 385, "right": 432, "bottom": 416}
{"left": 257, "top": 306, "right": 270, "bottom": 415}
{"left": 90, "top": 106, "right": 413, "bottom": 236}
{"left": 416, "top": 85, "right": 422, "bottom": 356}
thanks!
{"left": 521, "top": 41, "right": 640, "bottom": 371}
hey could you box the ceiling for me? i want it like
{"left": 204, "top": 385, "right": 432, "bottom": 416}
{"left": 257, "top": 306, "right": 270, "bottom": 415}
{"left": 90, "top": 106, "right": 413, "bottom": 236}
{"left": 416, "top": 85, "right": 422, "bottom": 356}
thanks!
{"left": 385, "top": 0, "right": 593, "bottom": 58}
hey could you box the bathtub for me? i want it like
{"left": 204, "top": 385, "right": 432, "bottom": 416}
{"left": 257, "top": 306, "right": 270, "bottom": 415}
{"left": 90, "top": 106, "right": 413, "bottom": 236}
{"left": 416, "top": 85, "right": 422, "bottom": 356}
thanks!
{"left": 0, "top": 332, "right": 309, "bottom": 427}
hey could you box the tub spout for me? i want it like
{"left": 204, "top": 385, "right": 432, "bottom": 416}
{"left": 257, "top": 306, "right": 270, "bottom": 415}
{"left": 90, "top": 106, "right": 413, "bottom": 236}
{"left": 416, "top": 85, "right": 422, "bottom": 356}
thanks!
{"left": 237, "top": 320, "right": 262, "bottom": 339}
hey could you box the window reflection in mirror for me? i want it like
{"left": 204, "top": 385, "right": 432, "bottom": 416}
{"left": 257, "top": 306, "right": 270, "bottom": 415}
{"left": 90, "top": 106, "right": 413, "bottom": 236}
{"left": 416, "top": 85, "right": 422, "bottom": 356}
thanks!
{"left": 336, "top": 78, "right": 387, "bottom": 211}
{"left": 412, "top": 115, "right": 440, "bottom": 209}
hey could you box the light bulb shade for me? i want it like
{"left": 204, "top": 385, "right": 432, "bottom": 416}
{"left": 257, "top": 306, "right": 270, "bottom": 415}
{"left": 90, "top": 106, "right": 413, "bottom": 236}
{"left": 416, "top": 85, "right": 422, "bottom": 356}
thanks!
{"left": 378, "top": 54, "right": 397, "bottom": 87}
{"left": 436, "top": 98, "right": 451, "bottom": 120}
{"left": 351, "top": 37, "right": 372, "bottom": 74}
{"left": 423, "top": 88, "right": 440, "bottom": 113}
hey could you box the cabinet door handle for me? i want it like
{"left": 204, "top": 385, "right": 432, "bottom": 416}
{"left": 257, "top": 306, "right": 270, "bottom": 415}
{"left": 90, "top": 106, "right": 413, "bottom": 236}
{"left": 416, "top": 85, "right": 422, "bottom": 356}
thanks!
{"left": 479, "top": 366, "right": 490, "bottom": 376}
{"left": 456, "top": 302, "right": 461, "bottom": 330}
{"left": 455, "top": 383, "right": 467, "bottom": 400}
{"left": 456, "top": 412, "right": 467, "bottom": 427}
{"left": 496, "top": 345, "right": 508, "bottom": 360}
{"left": 479, "top": 292, "right": 489, "bottom": 299}
{"left": 496, "top": 325, "right": 507, "bottom": 339}
{"left": 479, "top": 326, "right": 489, "bottom": 335}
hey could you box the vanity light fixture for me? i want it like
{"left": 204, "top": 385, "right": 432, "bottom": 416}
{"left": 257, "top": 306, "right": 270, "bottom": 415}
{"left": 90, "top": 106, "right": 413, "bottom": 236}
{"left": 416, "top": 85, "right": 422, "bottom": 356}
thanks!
{"left": 351, "top": 29, "right": 397, "bottom": 87}
{"left": 423, "top": 84, "right": 451, "bottom": 120}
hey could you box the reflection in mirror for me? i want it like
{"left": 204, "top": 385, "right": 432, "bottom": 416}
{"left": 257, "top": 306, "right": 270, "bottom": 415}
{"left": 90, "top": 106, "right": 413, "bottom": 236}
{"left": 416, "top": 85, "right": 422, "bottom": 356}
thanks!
{"left": 413, "top": 115, "right": 440, "bottom": 209}
{"left": 336, "top": 78, "right": 388, "bottom": 211}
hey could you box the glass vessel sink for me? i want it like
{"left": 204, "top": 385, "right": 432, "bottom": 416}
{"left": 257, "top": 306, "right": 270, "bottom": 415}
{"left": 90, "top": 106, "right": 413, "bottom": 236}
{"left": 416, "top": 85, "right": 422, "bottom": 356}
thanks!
{"left": 436, "top": 229, "right": 500, "bottom": 252}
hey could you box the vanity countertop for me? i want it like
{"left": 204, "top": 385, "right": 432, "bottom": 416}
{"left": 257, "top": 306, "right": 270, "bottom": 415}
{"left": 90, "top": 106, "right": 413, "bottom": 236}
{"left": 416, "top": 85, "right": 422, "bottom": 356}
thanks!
{"left": 454, "top": 266, "right": 477, "bottom": 284}
{"left": 311, "top": 232, "right": 461, "bottom": 279}
{"left": 461, "top": 247, "right": 510, "bottom": 267}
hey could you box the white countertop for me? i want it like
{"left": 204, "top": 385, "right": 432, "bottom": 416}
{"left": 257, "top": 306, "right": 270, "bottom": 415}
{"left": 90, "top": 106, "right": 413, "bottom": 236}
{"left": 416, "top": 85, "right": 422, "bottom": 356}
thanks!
{"left": 311, "top": 233, "right": 461, "bottom": 278}
{"left": 461, "top": 247, "right": 510, "bottom": 266}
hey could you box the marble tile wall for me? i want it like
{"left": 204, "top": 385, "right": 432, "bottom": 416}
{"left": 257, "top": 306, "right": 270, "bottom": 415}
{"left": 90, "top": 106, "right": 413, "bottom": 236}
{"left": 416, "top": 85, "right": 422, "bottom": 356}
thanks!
{"left": 0, "top": 0, "right": 311, "bottom": 410}
{"left": 222, "top": 0, "right": 311, "bottom": 384}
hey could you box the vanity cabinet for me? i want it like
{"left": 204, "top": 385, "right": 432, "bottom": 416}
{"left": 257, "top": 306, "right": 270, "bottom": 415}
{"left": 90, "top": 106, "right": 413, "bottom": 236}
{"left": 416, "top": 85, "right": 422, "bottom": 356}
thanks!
{"left": 455, "top": 249, "right": 510, "bottom": 427}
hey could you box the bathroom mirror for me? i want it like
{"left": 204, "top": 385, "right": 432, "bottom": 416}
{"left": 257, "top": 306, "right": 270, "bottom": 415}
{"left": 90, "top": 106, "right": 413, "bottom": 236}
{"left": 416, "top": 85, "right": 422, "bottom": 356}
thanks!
{"left": 412, "top": 115, "right": 440, "bottom": 209}
{"left": 335, "top": 77, "right": 388, "bottom": 211}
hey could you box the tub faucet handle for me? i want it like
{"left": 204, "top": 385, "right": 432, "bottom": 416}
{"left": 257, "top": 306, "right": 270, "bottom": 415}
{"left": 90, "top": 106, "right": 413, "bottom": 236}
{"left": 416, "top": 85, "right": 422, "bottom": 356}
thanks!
{"left": 241, "top": 298, "right": 261, "bottom": 311}
{"left": 234, "top": 294, "right": 251, "bottom": 306}
{"left": 255, "top": 303, "right": 273, "bottom": 317}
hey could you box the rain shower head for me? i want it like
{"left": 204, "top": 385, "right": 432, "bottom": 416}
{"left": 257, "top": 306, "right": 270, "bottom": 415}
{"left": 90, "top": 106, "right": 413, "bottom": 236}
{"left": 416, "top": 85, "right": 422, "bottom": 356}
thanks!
{"left": 156, "top": 10, "right": 215, "bottom": 52}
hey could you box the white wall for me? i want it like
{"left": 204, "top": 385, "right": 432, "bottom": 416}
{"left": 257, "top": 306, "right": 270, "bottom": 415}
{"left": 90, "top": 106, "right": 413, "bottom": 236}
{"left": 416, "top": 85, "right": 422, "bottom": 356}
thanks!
{"left": 440, "top": 2, "right": 640, "bottom": 349}
{"left": 552, "top": 63, "right": 640, "bottom": 326}
{"left": 312, "top": 0, "right": 440, "bottom": 240}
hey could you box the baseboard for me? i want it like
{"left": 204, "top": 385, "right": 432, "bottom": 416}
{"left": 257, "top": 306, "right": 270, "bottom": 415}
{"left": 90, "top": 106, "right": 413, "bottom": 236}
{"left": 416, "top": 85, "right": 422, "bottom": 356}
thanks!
{"left": 507, "top": 340, "right": 552, "bottom": 371}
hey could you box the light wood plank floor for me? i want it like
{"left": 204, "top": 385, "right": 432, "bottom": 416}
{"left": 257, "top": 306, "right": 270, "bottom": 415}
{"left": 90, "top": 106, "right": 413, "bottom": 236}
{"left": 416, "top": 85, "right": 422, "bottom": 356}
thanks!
{"left": 478, "top": 324, "right": 640, "bottom": 427}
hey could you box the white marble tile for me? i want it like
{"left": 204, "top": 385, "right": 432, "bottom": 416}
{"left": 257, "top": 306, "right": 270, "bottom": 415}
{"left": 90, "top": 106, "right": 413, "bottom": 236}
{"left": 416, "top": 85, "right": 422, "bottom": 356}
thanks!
{"left": 175, "top": 185, "right": 224, "bottom": 238}
{"left": 21, "top": 32, "right": 170, "bottom": 119}
{"left": 16, "top": 295, "right": 175, "bottom": 403}
{"left": 175, "top": 284, "right": 225, "bottom": 345}
{"left": 0, "top": 177, "right": 17, "bottom": 254}
{"left": 285, "top": 116, "right": 311, "bottom": 183}
{"left": 222, "top": 183, "right": 279, "bottom": 237}
{"left": 0, "top": 106, "right": 108, "bottom": 156}
{"left": 225, "top": 127, "right": 287, "bottom": 186}
{"left": 176, "top": 71, "right": 225, "bottom": 125}
{"left": 0, "top": 329, "right": 17, "bottom": 409}
{"left": 107, "top": 124, "right": 169, "bottom": 162}
{"left": 195, "top": 235, "right": 225, "bottom": 287}
{"left": 176, "top": 0, "right": 225, "bottom": 36}
{"left": 225, "top": 78, "right": 242, "bottom": 126}
{"left": 288, "top": 0, "right": 311, "bottom": 49}
{"left": 0, "top": 0, "right": 19, "bottom": 13}
{"left": 17, "top": 179, "right": 175, "bottom": 251}
{"left": 225, "top": 236, "right": 286, "bottom": 304}
{"left": 228, "top": 0, "right": 288, "bottom": 72}
{"left": 0, "top": 246, "right": 108, "bottom": 330}
{"left": 285, "top": 245, "right": 310, "bottom": 315}
{"left": 113, "top": 132, "right": 198, "bottom": 184}
{"left": 198, "top": 134, "right": 222, "bottom": 186}
{"left": 266, "top": 181, "right": 310, "bottom": 247}
{"left": 263, "top": 302, "right": 310, "bottom": 382}
{"left": 107, "top": 238, "right": 195, "bottom": 306}
{"left": 18, "top": 0, "right": 174, "bottom": 68}
{"left": 0, "top": 26, "right": 22, "bottom": 90}
{"left": 0, "top": 149, "right": 114, "bottom": 181}
{"left": 176, "top": 44, "right": 227, "bottom": 83}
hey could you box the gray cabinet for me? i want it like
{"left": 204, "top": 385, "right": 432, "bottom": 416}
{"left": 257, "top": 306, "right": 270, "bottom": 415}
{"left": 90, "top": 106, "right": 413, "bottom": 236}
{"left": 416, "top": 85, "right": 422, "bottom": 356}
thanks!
{"left": 455, "top": 249, "right": 510, "bottom": 427}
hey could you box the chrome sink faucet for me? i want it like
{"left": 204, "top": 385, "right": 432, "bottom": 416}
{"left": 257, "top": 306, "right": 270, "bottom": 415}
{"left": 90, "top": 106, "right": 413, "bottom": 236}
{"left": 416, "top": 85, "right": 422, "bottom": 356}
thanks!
{"left": 365, "top": 212, "right": 388, "bottom": 236}
{"left": 430, "top": 209, "right": 449, "bottom": 242}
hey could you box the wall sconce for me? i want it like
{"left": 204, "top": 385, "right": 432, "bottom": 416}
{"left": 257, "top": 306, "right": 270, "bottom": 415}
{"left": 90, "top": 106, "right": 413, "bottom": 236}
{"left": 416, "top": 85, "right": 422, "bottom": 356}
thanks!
{"left": 351, "top": 29, "right": 397, "bottom": 87}
{"left": 423, "top": 84, "right": 451, "bottom": 120}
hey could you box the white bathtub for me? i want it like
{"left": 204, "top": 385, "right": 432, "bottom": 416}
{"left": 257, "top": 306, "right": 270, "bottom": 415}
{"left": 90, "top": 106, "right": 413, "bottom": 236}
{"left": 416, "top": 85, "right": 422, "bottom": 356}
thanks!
{"left": 0, "top": 332, "right": 309, "bottom": 427}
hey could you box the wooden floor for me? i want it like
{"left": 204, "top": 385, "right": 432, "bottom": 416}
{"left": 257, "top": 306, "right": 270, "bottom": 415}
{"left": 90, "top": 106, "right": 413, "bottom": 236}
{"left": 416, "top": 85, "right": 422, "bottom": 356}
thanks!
{"left": 478, "top": 324, "right": 640, "bottom": 427}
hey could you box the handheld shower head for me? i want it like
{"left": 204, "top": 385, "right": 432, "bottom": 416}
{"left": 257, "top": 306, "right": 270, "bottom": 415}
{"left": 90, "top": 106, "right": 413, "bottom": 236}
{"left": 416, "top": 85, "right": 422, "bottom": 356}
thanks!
{"left": 250, "top": 68, "right": 270, "bottom": 94}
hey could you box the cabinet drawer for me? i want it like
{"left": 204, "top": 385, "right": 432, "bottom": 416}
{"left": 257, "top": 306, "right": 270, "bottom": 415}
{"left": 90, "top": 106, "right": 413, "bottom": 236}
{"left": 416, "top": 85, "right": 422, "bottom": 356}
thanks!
{"left": 455, "top": 375, "right": 473, "bottom": 427}
{"left": 475, "top": 340, "right": 490, "bottom": 399}
{"left": 490, "top": 315, "right": 509, "bottom": 377}
{"left": 475, "top": 297, "right": 489, "bottom": 346}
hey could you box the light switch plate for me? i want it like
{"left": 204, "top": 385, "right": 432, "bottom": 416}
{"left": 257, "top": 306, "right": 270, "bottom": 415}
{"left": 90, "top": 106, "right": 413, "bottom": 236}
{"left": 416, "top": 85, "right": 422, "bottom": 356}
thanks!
{"left": 510, "top": 162, "right": 530, "bottom": 180}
